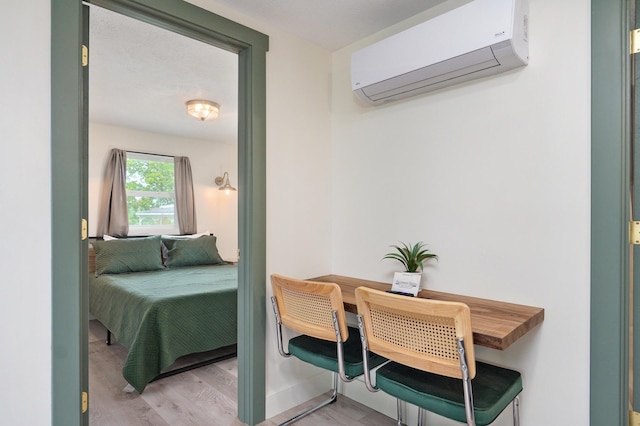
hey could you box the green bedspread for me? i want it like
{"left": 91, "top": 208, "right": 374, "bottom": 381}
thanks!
{"left": 89, "top": 264, "right": 237, "bottom": 393}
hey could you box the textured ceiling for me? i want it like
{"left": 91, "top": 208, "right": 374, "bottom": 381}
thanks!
{"left": 89, "top": 1, "right": 449, "bottom": 141}
{"left": 89, "top": 6, "right": 238, "bottom": 143}
{"left": 208, "top": 0, "right": 449, "bottom": 51}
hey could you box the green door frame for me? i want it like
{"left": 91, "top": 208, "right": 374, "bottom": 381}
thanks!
{"left": 51, "top": 1, "right": 268, "bottom": 425}
{"left": 591, "top": 0, "right": 631, "bottom": 424}
{"left": 51, "top": 1, "right": 85, "bottom": 424}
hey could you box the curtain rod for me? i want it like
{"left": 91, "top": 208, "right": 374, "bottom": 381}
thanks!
{"left": 125, "top": 150, "right": 176, "bottom": 159}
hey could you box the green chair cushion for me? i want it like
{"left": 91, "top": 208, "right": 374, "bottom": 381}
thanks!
{"left": 288, "top": 326, "right": 387, "bottom": 379}
{"left": 376, "top": 361, "right": 522, "bottom": 426}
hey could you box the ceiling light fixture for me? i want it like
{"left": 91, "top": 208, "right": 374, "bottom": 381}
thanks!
{"left": 186, "top": 99, "right": 220, "bottom": 121}
{"left": 215, "top": 172, "right": 237, "bottom": 195}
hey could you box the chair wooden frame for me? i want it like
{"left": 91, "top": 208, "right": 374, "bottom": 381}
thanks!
{"left": 270, "top": 274, "right": 356, "bottom": 425}
{"left": 356, "top": 287, "right": 520, "bottom": 426}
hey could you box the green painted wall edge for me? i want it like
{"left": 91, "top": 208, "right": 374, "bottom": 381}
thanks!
{"left": 591, "top": 0, "right": 630, "bottom": 424}
{"left": 51, "top": 0, "right": 268, "bottom": 424}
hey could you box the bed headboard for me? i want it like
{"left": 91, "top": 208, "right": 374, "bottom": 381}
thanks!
{"left": 88, "top": 247, "right": 95, "bottom": 273}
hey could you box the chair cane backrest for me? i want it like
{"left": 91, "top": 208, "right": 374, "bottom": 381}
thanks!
{"left": 271, "top": 274, "right": 349, "bottom": 342}
{"left": 356, "top": 287, "right": 476, "bottom": 379}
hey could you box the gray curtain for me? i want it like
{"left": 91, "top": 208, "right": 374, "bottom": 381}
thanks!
{"left": 174, "top": 156, "right": 197, "bottom": 234}
{"left": 97, "top": 149, "right": 129, "bottom": 237}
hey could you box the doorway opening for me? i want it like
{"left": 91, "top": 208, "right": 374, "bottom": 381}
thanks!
{"left": 51, "top": 1, "right": 268, "bottom": 424}
{"left": 87, "top": 5, "right": 240, "bottom": 423}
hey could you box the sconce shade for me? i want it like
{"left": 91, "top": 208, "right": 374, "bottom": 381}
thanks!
{"left": 215, "top": 172, "right": 236, "bottom": 194}
{"left": 186, "top": 99, "right": 220, "bottom": 121}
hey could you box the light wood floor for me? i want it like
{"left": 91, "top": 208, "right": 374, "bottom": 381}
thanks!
{"left": 89, "top": 320, "right": 395, "bottom": 425}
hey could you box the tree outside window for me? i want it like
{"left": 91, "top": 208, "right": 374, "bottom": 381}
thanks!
{"left": 126, "top": 152, "right": 178, "bottom": 234}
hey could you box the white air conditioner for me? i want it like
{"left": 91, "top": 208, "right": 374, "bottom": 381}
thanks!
{"left": 351, "top": 0, "right": 529, "bottom": 105}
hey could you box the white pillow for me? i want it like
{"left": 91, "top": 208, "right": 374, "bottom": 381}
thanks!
{"left": 161, "top": 231, "right": 210, "bottom": 239}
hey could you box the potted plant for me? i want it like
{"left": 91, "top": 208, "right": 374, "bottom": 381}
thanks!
{"left": 383, "top": 241, "right": 438, "bottom": 294}
{"left": 383, "top": 241, "right": 438, "bottom": 273}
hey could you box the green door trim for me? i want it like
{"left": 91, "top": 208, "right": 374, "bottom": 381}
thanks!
{"left": 591, "top": 0, "right": 631, "bottom": 424}
{"left": 51, "top": 1, "right": 84, "bottom": 424}
{"left": 51, "top": 1, "right": 268, "bottom": 424}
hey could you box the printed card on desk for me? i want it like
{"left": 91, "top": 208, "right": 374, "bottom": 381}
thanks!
{"left": 390, "top": 272, "right": 421, "bottom": 296}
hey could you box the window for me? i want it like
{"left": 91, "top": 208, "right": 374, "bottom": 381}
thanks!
{"left": 126, "top": 152, "right": 178, "bottom": 235}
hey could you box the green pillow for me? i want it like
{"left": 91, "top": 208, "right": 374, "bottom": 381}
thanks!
{"left": 93, "top": 235, "right": 164, "bottom": 275}
{"left": 163, "top": 235, "right": 225, "bottom": 268}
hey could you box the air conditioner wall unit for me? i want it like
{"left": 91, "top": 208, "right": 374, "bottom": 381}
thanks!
{"left": 351, "top": 0, "right": 529, "bottom": 105}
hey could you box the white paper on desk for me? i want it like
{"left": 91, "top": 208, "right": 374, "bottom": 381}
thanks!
{"left": 390, "top": 272, "right": 421, "bottom": 296}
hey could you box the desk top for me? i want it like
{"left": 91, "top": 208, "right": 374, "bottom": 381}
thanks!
{"left": 309, "top": 274, "right": 544, "bottom": 350}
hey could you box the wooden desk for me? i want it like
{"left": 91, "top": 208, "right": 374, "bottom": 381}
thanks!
{"left": 309, "top": 274, "right": 544, "bottom": 351}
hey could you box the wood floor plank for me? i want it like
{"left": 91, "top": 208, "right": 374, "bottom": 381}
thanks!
{"left": 140, "top": 376, "right": 236, "bottom": 425}
{"left": 89, "top": 320, "right": 395, "bottom": 425}
{"left": 268, "top": 392, "right": 395, "bottom": 426}
{"left": 191, "top": 362, "right": 238, "bottom": 401}
{"left": 89, "top": 341, "right": 169, "bottom": 425}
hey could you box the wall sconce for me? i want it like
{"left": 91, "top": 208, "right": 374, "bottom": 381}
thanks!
{"left": 215, "top": 172, "right": 236, "bottom": 195}
{"left": 186, "top": 99, "right": 220, "bottom": 121}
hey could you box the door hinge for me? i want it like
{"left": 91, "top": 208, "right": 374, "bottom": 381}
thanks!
{"left": 630, "top": 410, "right": 640, "bottom": 426}
{"left": 81, "top": 219, "right": 88, "bottom": 241}
{"left": 81, "top": 391, "right": 88, "bottom": 413}
{"left": 82, "top": 44, "right": 88, "bottom": 67}
{"left": 632, "top": 29, "right": 640, "bottom": 54}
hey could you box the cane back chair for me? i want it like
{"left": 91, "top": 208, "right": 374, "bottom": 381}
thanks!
{"left": 270, "top": 274, "right": 386, "bottom": 425}
{"left": 355, "top": 287, "right": 522, "bottom": 426}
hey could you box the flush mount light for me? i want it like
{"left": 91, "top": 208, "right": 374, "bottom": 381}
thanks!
{"left": 186, "top": 99, "right": 220, "bottom": 121}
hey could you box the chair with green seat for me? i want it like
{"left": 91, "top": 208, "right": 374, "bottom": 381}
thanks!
{"left": 355, "top": 287, "right": 522, "bottom": 426}
{"left": 270, "top": 274, "right": 387, "bottom": 426}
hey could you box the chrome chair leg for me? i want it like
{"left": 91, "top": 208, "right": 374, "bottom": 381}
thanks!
{"left": 396, "top": 398, "right": 403, "bottom": 426}
{"left": 279, "top": 373, "right": 339, "bottom": 426}
{"left": 513, "top": 396, "right": 520, "bottom": 426}
{"left": 417, "top": 407, "right": 424, "bottom": 426}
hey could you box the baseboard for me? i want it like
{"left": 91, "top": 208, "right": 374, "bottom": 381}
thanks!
{"left": 340, "top": 376, "right": 423, "bottom": 425}
{"left": 265, "top": 363, "right": 422, "bottom": 424}
{"left": 265, "top": 370, "right": 333, "bottom": 419}
{"left": 340, "top": 377, "right": 396, "bottom": 418}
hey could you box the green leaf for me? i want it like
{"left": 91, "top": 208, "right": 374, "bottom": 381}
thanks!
{"left": 382, "top": 241, "right": 438, "bottom": 272}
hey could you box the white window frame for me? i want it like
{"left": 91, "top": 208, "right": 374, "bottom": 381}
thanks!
{"left": 126, "top": 151, "right": 179, "bottom": 236}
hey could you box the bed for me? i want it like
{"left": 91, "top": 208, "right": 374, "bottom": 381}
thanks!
{"left": 89, "top": 234, "right": 237, "bottom": 393}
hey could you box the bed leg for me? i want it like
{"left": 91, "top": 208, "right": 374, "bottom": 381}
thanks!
{"left": 106, "top": 330, "right": 112, "bottom": 346}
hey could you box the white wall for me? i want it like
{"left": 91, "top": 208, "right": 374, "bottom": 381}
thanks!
{"left": 262, "top": 34, "right": 335, "bottom": 417}
{"left": 332, "top": 0, "right": 590, "bottom": 425}
{"left": 1, "top": 1, "right": 52, "bottom": 425}
{"left": 88, "top": 122, "right": 238, "bottom": 260}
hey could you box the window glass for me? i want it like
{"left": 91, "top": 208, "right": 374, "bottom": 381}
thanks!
{"left": 126, "top": 152, "right": 178, "bottom": 235}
